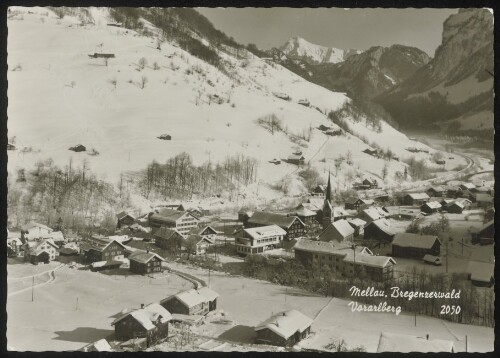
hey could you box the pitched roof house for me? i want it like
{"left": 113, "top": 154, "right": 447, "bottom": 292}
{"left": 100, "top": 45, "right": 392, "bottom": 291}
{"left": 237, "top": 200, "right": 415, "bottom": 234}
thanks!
{"left": 318, "top": 219, "right": 355, "bottom": 243}
{"left": 149, "top": 208, "right": 199, "bottom": 235}
{"left": 359, "top": 207, "right": 388, "bottom": 223}
{"left": 363, "top": 219, "right": 395, "bottom": 242}
{"left": 377, "top": 332, "right": 454, "bottom": 353}
{"left": 392, "top": 233, "right": 441, "bottom": 258}
{"left": 255, "top": 310, "right": 313, "bottom": 347}
{"left": 129, "top": 252, "right": 164, "bottom": 274}
{"left": 247, "top": 211, "right": 305, "bottom": 240}
{"left": 161, "top": 289, "right": 210, "bottom": 316}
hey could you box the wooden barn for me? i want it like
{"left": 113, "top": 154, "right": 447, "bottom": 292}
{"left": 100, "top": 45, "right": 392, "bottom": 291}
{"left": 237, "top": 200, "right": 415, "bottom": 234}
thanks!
{"left": 467, "top": 261, "right": 494, "bottom": 287}
{"left": 426, "top": 186, "right": 446, "bottom": 197}
{"left": 21, "top": 222, "right": 53, "bottom": 241}
{"left": 359, "top": 207, "right": 388, "bottom": 223}
{"left": 129, "top": 252, "right": 164, "bottom": 275}
{"left": 112, "top": 303, "right": 172, "bottom": 347}
{"left": 160, "top": 289, "right": 209, "bottom": 316}
{"left": 392, "top": 233, "right": 441, "bottom": 259}
{"left": 196, "top": 287, "right": 219, "bottom": 312}
{"left": 24, "top": 239, "right": 59, "bottom": 264}
{"left": 254, "top": 310, "right": 313, "bottom": 347}
{"left": 347, "top": 218, "right": 366, "bottom": 237}
{"left": 116, "top": 211, "right": 136, "bottom": 229}
{"left": 363, "top": 219, "right": 395, "bottom": 243}
{"left": 318, "top": 219, "right": 355, "bottom": 243}
{"left": 402, "top": 193, "right": 430, "bottom": 206}
{"left": 471, "top": 220, "right": 494, "bottom": 245}
{"left": 154, "top": 227, "right": 186, "bottom": 251}
{"left": 420, "top": 201, "right": 442, "bottom": 214}
{"left": 444, "top": 201, "right": 465, "bottom": 214}
{"left": 80, "top": 236, "right": 126, "bottom": 263}
{"left": 149, "top": 208, "right": 199, "bottom": 236}
{"left": 287, "top": 154, "right": 305, "bottom": 165}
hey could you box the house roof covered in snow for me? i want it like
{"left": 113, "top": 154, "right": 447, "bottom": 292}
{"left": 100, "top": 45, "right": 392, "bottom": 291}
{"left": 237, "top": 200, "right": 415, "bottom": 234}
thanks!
{"left": 189, "top": 225, "right": 218, "bottom": 236}
{"left": 112, "top": 302, "right": 172, "bottom": 330}
{"left": 362, "top": 207, "right": 387, "bottom": 221}
{"left": 467, "top": 261, "right": 494, "bottom": 282}
{"left": 154, "top": 227, "right": 185, "bottom": 240}
{"left": 171, "top": 289, "right": 208, "bottom": 308}
{"left": 82, "top": 338, "right": 113, "bottom": 352}
{"left": 197, "top": 287, "right": 219, "bottom": 301}
{"left": 295, "top": 206, "right": 317, "bottom": 217}
{"left": 392, "top": 233, "right": 440, "bottom": 249}
{"left": 475, "top": 193, "right": 493, "bottom": 203}
{"left": 255, "top": 310, "right": 313, "bottom": 339}
{"left": 80, "top": 237, "right": 126, "bottom": 252}
{"left": 319, "top": 219, "right": 355, "bottom": 241}
{"left": 422, "top": 201, "right": 442, "bottom": 209}
{"left": 116, "top": 211, "right": 135, "bottom": 220}
{"left": 343, "top": 253, "right": 396, "bottom": 268}
{"left": 244, "top": 225, "right": 287, "bottom": 240}
{"left": 129, "top": 252, "right": 164, "bottom": 264}
{"left": 405, "top": 193, "right": 430, "bottom": 200}
{"left": 248, "top": 211, "right": 304, "bottom": 229}
{"left": 21, "top": 222, "right": 53, "bottom": 232}
{"left": 150, "top": 209, "right": 196, "bottom": 224}
{"left": 460, "top": 183, "right": 476, "bottom": 190}
{"left": 427, "top": 186, "right": 445, "bottom": 193}
{"left": 377, "top": 332, "right": 454, "bottom": 352}
{"left": 294, "top": 239, "right": 371, "bottom": 256}
{"left": 333, "top": 206, "right": 351, "bottom": 217}
{"left": 347, "top": 218, "right": 366, "bottom": 228}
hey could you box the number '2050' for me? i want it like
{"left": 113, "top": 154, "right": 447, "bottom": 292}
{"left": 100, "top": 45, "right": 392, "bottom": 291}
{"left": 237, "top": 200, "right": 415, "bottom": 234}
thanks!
{"left": 440, "top": 305, "right": 461, "bottom": 315}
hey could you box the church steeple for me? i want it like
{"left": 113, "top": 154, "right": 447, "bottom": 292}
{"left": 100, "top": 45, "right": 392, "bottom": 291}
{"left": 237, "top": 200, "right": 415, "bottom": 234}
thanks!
{"left": 325, "top": 171, "right": 332, "bottom": 202}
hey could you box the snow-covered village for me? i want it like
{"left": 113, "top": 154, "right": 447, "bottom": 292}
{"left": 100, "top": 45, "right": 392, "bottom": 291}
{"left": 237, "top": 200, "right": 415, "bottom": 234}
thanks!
{"left": 6, "top": 6, "right": 494, "bottom": 353}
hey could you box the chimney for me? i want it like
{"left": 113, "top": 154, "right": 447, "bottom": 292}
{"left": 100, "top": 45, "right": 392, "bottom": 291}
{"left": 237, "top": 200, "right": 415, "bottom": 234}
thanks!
{"left": 426, "top": 334, "right": 429, "bottom": 340}
{"left": 141, "top": 303, "right": 144, "bottom": 309}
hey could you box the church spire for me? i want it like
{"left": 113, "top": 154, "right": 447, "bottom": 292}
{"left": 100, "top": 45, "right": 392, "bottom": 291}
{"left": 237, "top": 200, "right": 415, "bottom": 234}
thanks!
{"left": 325, "top": 171, "right": 332, "bottom": 202}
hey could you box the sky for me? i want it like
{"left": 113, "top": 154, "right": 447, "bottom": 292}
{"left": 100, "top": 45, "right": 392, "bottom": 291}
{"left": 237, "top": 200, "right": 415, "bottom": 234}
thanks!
{"left": 196, "top": 8, "right": 458, "bottom": 56}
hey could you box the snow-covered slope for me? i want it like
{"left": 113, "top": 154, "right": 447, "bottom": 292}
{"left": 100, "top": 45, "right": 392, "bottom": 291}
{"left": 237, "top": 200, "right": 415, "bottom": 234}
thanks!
{"left": 7, "top": 7, "right": 453, "bottom": 199}
{"left": 280, "top": 37, "right": 359, "bottom": 65}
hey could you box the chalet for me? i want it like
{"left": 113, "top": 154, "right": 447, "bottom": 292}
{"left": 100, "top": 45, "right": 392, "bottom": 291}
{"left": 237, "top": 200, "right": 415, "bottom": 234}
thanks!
{"left": 332, "top": 206, "right": 351, "bottom": 221}
{"left": 235, "top": 225, "right": 287, "bottom": 255}
{"left": 188, "top": 234, "right": 214, "bottom": 255}
{"left": 467, "top": 261, "right": 494, "bottom": 287}
{"left": 444, "top": 201, "right": 465, "bottom": 214}
{"left": 440, "top": 198, "right": 455, "bottom": 207}
{"left": 455, "top": 197, "right": 472, "bottom": 209}
{"left": 295, "top": 206, "right": 319, "bottom": 227}
{"left": 69, "top": 144, "right": 86, "bottom": 152}
{"left": 347, "top": 218, "right": 366, "bottom": 237}
{"left": 287, "top": 154, "right": 305, "bottom": 165}
{"left": 21, "top": 222, "right": 53, "bottom": 241}
{"left": 392, "top": 233, "right": 441, "bottom": 258}
{"left": 359, "top": 207, "right": 388, "bottom": 223}
{"left": 362, "top": 178, "right": 378, "bottom": 189}
{"left": 311, "top": 184, "right": 327, "bottom": 197}
{"left": 129, "top": 252, "right": 164, "bottom": 275}
{"left": 247, "top": 211, "right": 305, "bottom": 240}
{"left": 471, "top": 220, "right": 494, "bottom": 245}
{"left": 7, "top": 237, "right": 23, "bottom": 257}
{"left": 377, "top": 332, "right": 454, "bottom": 353}
{"left": 154, "top": 227, "right": 186, "bottom": 251}
{"left": 475, "top": 193, "right": 493, "bottom": 208}
{"left": 148, "top": 208, "right": 199, "bottom": 235}
{"left": 112, "top": 303, "right": 172, "bottom": 347}
{"left": 189, "top": 225, "right": 219, "bottom": 241}
{"left": 318, "top": 219, "right": 354, "bottom": 243}
{"left": 294, "top": 239, "right": 373, "bottom": 274}
{"left": 255, "top": 310, "right": 313, "bottom": 347}
{"left": 363, "top": 219, "right": 395, "bottom": 243}
{"left": 161, "top": 289, "right": 209, "bottom": 316}
{"left": 24, "top": 239, "right": 59, "bottom": 264}
{"left": 342, "top": 252, "right": 396, "bottom": 281}
{"left": 116, "top": 211, "right": 136, "bottom": 229}
{"left": 345, "top": 197, "right": 374, "bottom": 210}
{"left": 196, "top": 287, "right": 219, "bottom": 311}
{"left": 402, "top": 193, "right": 430, "bottom": 206}
{"left": 420, "top": 201, "right": 442, "bottom": 214}
{"left": 460, "top": 183, "right": 477, "bottom": 192}
{"left": 80, "top": 339, "right": 113, "bottom": 352}
{"left": 238, "top": 209, "right": 254, "bottom": 225}
{"left": 427, "top": 186, "right": 446, "bottom": 197}
{"left": 80, "top": 236, "right": 126, "bottom": 263}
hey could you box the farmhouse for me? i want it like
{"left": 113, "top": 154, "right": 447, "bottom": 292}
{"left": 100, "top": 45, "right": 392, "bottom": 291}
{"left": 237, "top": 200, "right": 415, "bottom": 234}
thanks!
{"left": 359, "top": 207, "right": 388, "bottom": 223}
{"left": 21, "top": 222, "right": 53, "bottom": 241}
{"left": 154, "top": 227, "right": 186, "bottom": 251}
{"left": 402, "top": 193, "right": 430, "bottom": 206}
{"left": 7, "top": 237, "right": 23, "bottom": 257}
{"left": 255, "top": 310, "right": 313, "bottom": 347}
{"left": 392, "top": 233, "right": 441, "bottom": 258}
{"left": 455, "top": 197, "right": 472, "bottom": 209}
{"left": 161, "top": 289, "right": 209, "bottom": 316}
{"left": 444, "top": 201, "right": 465, "bottom": 214}
{"left": 420, "top": 201, "right": 442, "bottom": 214}
{"left": 363, "top": 218, "right": 395, "bottom": 243}
{"left": 189, "top": 225, "right": 219, "bottom": 241}
{"left": 112, "top": 303, "right": 172, "bottom": 347}
{"left": 347, "top": 218, "right": 366, "bottom": 237}
{"left": 344, "top": 197, "right": 374, "bottom": 210}
{"left": 149, "top": 208, "right": 199, "bottom": 235}
{"left": 24, "top": 239, "right": 59, "bottom": 264}
{"left": 187, "top": 234, "right": 214, "bottom": 255}
{"left": 235, "top": 225, "right": 287, "bottom": 255}
{"left": 129, "top": 252, "right": 164, "bottom": 275}
{"left": 295, "top": 206, "right": 319, "bottom": 227}
{"left": 467, "top": 261, "right": 494, "bottom": 287}
{"left": 427, "top": 186, "right": 446, "bottom": 197}
{"left": 470, "top": 220, "right": 494, "bottom": 245}
{"left": 311, "top": 184, "right": 327, "bottom": 197}
{"left": 362, "top": 178, "right": 379, "bottom": 189}
{"left": 80, "top": 236, "right": 126, "bottom": 263}
{"left": 342, "top": 253, "right": 396, "bottom": 281}
{"left": 246, "top": 211, "right": 305, "bottom": 240}
{"left": 460, "top": 183, "right": 477, "bottom": 192}
{"left": 318, "top": 219, "right": 355, "bottom": 243}
{"left": 377, "top": 332, "right": 454, "bottom": 353}
{"left": 196, "top": 287, "right": 219, "bottom": 311}
{"left": 116, "top": 211, "right": 136, "bottom": 229}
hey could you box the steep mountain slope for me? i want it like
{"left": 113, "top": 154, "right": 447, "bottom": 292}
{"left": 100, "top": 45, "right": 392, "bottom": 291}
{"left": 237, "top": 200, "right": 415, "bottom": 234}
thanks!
{"left": 309, "top": 45, "right": 430, "bottom": 99}
{"left": 376, "top": 9, "right": 493, "bottom": 134}
{"left": 280, "top": 37, "right": 360, "bottom": 65}
{"left": 7, "top": 7, "right": 455, "bottom": 201}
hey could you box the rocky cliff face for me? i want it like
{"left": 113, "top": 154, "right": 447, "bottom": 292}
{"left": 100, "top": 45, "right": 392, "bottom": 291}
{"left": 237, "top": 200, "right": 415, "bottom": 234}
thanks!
{"left": 377, "top": 9, "right": 493, "bottom": 133}
{"left": 280, "top": 36, "right": 359, "bottom": 65}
